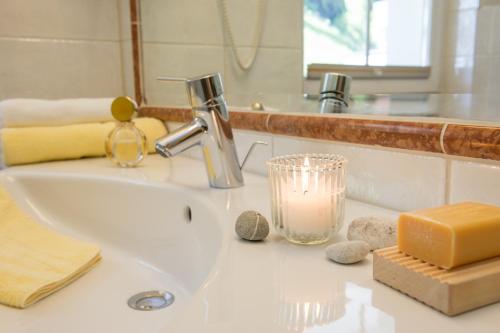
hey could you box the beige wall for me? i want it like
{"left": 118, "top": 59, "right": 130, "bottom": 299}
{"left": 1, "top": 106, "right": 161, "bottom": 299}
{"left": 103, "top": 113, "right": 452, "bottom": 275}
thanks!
{"left": 0, "top": 0, "right": 128, "bottom": 100}
{"left": 441, "top": 0, "right": 500, "bottom": 94}
{"left": 140, "top": 0, "right": 303, "bottom": 107}
{"left": 118, "top": 0, "right": 135, "bottom": 99}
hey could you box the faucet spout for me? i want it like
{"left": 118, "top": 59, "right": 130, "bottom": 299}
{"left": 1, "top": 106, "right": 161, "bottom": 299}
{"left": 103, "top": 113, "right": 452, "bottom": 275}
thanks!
{"left": 155, "top": 118, "right": 207, "bottom": 158}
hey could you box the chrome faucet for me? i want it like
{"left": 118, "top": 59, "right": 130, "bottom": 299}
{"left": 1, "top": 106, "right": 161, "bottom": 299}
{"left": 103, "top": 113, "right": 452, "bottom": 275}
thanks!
{"left": 155, "top": 73, "right": 261, "bottom": 189}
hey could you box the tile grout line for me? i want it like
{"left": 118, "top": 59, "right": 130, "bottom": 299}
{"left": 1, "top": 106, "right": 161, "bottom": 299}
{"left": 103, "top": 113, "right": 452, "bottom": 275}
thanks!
{"left": 0, "top": 36, "right": 121, "bottom": 44}
{"left": 267, "top": 113, "right": 275, "bottom": 158}
{"left": 438, "top": 116, "right": 452, "bottom": 205}
{"left": 439, "top": 123, "right": 449, "bottom": 155}
{"left": 264, "top": 113, "right": 272, "bottom": 133}
{"left": 444, "top": 158, "right": 452, "bottom": 205}
{"left": 140, "top": 40, "right": 301, "bottom": 50}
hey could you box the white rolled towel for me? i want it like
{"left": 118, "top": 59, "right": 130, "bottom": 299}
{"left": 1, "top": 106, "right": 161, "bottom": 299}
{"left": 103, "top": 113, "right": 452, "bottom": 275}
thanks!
{"left": 0, "top": 98, "right": 115, "bottom": 128}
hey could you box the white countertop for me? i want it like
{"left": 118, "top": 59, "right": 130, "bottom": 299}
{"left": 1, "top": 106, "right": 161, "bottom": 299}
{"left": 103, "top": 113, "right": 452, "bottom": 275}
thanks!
{"left": 1, "top": 155, "right": 499, "bottom": 333}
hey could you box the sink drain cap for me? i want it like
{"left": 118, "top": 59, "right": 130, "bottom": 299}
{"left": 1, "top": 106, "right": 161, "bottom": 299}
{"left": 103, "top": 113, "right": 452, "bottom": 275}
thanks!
{"left": 128, "top": 290, "right": 175, "bottom": 311}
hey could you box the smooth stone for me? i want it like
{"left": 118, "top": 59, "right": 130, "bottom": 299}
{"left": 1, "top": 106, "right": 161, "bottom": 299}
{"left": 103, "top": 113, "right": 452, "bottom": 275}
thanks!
{"left": 326, "top": 241, "right": 370, "bottom": 264}
{"left": 347, "top": 216, "right": 397, "bottom": 251}
{"left": 235, "top": 210, "right": 270, "bottom": 241}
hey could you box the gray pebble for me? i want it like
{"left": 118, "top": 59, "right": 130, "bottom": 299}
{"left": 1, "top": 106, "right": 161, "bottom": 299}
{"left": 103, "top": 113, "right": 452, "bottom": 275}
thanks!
{"left": 235, "top": 210, "right": 269, "bottom": 241}
{"left": 326, "top": 241, "right": 370, "bottom": 264}
{"left": 347, "top": 216, "right": 397, "bottom": 251}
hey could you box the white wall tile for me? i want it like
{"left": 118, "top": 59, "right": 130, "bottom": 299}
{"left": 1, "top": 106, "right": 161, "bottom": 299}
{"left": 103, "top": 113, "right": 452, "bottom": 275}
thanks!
{"left": 221, "top": 0, "right": 302, "bottom": 49}
{"left": 142, "top": 43, "right": 224, "bottom": 105}
{"left": 0, "top": 0, "right": 120, "bottom": 41}
{"left": 480, "top": 0, "right": 500, "bottom": 6}
{"left": 118, "top": 0, "right": 132, "bottom": 97}
{"left": 474, "top": 6, "right": 494, "bottom": 55}
{"left": 449, "top": 160, "right": 500, "bottom": 205}
{"left": 234, "top": 130, "right": 272, "bottom": 176}
{"left": 272, "top": 136, "right": 447, "bottom": 212}
{"left": 441, "top": 55, "right": 475, "bottom": 93}
{"left": 141, "top": 0, "right": 223, "bottom": 45}
{"left": 444, "top": 9, "right": 477, "bottom": 57}
{"left": 118, "top": 0, "right": 132, "bottom": 41}
{"left": 491, "top": 6, "right": 500, "bottom": 55}
{"left": 487, "top": 56, "right": 500, "bottom": 94}
{"left": 442, "top": 2, "right": 500, "bottom": 94}
{"left": 120, "top": 40, "right": 135, "bottom": 98}
{"left": 471, "top": 55, "right": 493, "bottom": 93}
{"left": 0, "top": 39, "right": 123, "bottom": 100}
{"left": 224, "top": 47, "right": 302, "bottom": 96}
{"left": 449, "top": 0, "right": 480, "bottom": 10}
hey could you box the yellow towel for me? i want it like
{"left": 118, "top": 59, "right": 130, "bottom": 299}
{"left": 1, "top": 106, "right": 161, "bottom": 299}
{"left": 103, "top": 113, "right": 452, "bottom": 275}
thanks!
{"left": 1, "top": 117, "right": 167, "bottom": 166}
{"left": 0, "top": 187, "right": 101, "bottom": 309}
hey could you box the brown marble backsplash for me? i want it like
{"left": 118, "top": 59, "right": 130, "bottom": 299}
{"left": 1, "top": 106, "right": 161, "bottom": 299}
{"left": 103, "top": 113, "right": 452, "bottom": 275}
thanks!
{"left": 139, "top": 106, "right": 500, "bottom": 162}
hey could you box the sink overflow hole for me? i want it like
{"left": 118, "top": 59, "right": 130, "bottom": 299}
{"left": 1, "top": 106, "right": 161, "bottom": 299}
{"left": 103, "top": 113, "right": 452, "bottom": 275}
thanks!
{"left": 185, "top": 206, "right": 192, "bottom": 223}
{"left": 128, "top": 290, "right": 175, "bottom": 311}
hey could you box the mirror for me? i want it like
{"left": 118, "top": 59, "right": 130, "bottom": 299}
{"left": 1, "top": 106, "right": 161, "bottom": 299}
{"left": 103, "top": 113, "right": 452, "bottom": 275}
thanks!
{"left": 137, "top": 0, "right": 500, "bottom": 122}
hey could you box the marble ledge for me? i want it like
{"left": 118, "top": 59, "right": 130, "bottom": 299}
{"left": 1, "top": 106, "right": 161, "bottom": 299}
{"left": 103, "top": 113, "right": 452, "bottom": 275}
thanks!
{"left": 138, "top": 106, "right": 500, "bottom": 162}
{"left": 443, "top": 124, "right": 500, "bottom": 160}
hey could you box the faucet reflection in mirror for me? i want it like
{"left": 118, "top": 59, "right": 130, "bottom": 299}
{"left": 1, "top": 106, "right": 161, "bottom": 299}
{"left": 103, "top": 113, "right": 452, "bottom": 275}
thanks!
{"left": 267, "top": 154, "right": 347, "bottom": 244}
{"left": 318, "top": 73, "right": 352, "bottom": 114}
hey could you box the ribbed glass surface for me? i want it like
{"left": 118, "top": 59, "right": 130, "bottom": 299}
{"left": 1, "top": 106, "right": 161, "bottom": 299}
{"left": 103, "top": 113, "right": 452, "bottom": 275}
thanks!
{"left": 267, "top": 154, "right": 347, "bottom": 245}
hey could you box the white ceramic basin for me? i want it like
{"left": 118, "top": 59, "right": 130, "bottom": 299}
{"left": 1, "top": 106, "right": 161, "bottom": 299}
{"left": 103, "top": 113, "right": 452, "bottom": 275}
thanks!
{"left": 0, "top": 156, "right": 499, "bottom": 333}
{"left": 0, "top": 170, "right": 225, "bottom": 333}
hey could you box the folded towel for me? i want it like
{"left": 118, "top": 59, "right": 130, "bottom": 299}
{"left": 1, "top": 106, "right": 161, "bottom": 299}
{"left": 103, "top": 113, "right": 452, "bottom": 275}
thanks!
{"left": 0, "top": 186, "right": 101, "bottom": 308}
{"left": 0, "top": 98, "right": 114, "bottom": 128}
{"left": 1, "top": 117, "right": 167, "bottom": 167}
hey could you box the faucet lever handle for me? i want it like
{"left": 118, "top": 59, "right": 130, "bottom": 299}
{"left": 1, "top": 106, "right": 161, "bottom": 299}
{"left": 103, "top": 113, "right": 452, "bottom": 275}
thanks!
{"left": 157, "top": 73, "right": 224, "bottom": 108}
{"left": 240, "top": 141, "right": 268, "bottom": 170}
{"left": 157, "top": 76, "right": 187, "bottom": 82}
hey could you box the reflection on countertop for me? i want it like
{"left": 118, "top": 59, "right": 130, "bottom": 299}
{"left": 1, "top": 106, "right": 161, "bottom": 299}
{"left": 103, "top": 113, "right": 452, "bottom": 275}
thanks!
{"left": 305, "top": 93, "right": 500, "bottom": 123}
{"left": 353, "top": 94, "right": 498, "bottom": 122}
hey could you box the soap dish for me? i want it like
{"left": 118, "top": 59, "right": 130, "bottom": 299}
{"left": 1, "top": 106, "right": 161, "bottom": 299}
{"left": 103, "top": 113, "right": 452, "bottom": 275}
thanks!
{"left": 373, "top": 246, "right": 500, "bottom": 316}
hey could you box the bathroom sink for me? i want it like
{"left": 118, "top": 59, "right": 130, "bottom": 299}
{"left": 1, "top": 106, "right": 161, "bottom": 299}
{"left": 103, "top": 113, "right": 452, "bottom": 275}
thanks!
{"left": 0, "top": 167, "right": 225, "bottom": 333}
{"left": 0, "top": 156, "right": 499, "bottom": 333}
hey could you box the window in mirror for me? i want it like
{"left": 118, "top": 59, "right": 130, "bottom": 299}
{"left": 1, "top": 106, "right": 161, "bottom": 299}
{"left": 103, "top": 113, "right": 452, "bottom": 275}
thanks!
{"left": 304, "top": 0, "right": 433, "bottom": 78}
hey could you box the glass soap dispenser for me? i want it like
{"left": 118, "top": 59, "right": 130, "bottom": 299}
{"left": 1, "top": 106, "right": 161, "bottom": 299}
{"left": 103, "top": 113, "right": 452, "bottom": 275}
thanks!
{"left": 105, "top": 96, "right": 148, "bottom": 167}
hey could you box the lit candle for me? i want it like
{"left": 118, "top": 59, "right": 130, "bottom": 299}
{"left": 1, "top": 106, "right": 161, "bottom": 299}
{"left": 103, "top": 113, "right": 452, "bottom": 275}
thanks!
{"left": 268, "top": 154, "right": 346, "bottom": 244}
{"left": 284, "top": 157, "right": 332, "bottom": 235}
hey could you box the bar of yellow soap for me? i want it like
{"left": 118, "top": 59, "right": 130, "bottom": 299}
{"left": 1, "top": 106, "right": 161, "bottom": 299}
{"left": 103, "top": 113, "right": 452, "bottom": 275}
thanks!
{"left": 398, "top": 202, "right": 500, "bottom": 269}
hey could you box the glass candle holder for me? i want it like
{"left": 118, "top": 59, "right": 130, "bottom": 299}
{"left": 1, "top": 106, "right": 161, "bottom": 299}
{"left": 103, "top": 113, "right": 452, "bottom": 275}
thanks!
{"left": 267, "top": 154, "right": 347, "bottom": 245}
